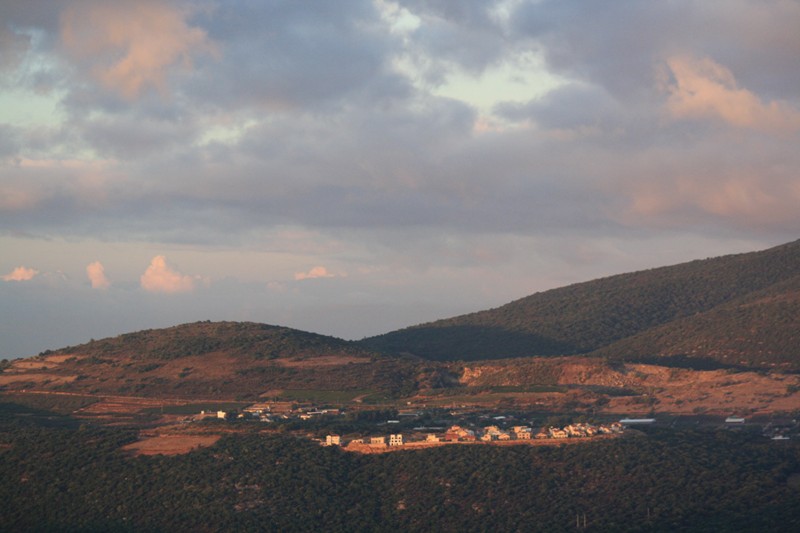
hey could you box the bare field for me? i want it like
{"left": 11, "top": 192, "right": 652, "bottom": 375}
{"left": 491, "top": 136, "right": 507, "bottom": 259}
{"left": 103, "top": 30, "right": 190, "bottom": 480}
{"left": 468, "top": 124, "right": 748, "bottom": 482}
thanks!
{"left": 275, "top": 355, "right": 370, "bottom": 368}
{"left": 457, "top": 360, "right": 800, "bottom": 416}
{"left": 121, "top": 434, "right": 221, "bottom": 456}
{"left": 0, "top": 373, "right": 77, "bottom": 386}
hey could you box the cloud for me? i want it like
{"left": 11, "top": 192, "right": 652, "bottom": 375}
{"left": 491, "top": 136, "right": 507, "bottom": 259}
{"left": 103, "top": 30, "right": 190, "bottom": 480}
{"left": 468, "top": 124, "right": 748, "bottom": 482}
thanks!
{"left": 59, "top": 0, "right": 217, "bottom": 100}
{"left": 0, "top": 26, "right": 31, "bottom": 73}
{"left": 86, "top": 261, "right": 110, "bottom": 289}
{"left": 140, "top": 255, "right": 195, "bottom": 293}
{"left": 664, "top": 55, "right": 800, "bottom": 133}
{"left": 2, "top": 266, "right": 39, "bottom": 282}
{"left": 294, "top": 266, "right": 337, "bottom": 281}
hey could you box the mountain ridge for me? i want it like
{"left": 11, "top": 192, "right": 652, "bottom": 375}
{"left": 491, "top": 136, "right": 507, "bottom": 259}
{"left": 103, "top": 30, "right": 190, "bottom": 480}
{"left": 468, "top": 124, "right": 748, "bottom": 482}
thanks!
{"left": 360, "top": 238, "right": 800, "bottom": 369}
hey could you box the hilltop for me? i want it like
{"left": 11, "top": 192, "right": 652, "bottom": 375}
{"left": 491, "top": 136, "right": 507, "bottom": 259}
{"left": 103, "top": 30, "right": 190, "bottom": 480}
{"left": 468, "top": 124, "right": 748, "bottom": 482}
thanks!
{"left": 3, "top": 322, "right": 419, "bottom": 401}
{"left": 361, "top": 239, "right": 800, "bottom": 370}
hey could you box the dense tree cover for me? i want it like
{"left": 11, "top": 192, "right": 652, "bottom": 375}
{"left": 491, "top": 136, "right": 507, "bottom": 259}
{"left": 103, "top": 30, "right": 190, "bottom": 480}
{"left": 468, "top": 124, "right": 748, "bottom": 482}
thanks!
{"left": 594, "top": 275, "right": 800, "bottom": 370}
{"left": 362, "top": 239, "right": 800, "bottom": 368}
{"left": 2, "top": 403, "right": 799, "bottom": 532}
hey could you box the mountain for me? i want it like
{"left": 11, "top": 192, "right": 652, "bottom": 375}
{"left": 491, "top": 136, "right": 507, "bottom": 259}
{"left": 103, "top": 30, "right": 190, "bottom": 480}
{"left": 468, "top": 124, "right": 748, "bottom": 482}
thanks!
{"left": 360, "top": 239, "right": 800, "bottom": 369}
{"left": 15, "top": 321, "right": 420, "bottom": 400}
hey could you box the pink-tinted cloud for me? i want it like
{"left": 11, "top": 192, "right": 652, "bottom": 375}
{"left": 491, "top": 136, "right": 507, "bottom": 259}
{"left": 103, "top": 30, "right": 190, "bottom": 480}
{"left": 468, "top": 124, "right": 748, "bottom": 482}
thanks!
{"left": 664, "top": 55, "right": 800, "bottom": 134}
{"left": 294, "top": 266, "right": 336, "bottom": 281}
{"left": 2, "top": 266, "right": 39, "bottom": 282}
{"left": 86, "top": 261, "right": 110, "bottom": 289}
{"left": 60, "top": 0, "right": 217, "bottom": 100}
{"left": 140, "top": 255, "right": 194, "bottom": 293}
{"left": 624, "top": 170, "right": 800, "bottom": 232}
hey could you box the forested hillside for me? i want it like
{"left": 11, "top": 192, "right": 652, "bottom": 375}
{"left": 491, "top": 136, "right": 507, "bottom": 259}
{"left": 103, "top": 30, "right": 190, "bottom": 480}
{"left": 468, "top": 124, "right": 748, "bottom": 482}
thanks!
{"left": 2, "top": 402, "right": 799, "bottom": 532}
{"left": 594, "top": 274, "right": 800, "bottom": 369}
{"left": 361, "top": 239, "right": 800, "bottom": 368}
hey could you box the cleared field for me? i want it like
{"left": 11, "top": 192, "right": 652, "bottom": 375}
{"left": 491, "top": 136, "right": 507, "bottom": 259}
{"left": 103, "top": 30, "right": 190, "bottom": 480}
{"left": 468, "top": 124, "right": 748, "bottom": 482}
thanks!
{"left": 121, "top": 434, "right": 221, "bottom": 456}
{"left": 0, "top": 373, "right": 77, "bottom": 386}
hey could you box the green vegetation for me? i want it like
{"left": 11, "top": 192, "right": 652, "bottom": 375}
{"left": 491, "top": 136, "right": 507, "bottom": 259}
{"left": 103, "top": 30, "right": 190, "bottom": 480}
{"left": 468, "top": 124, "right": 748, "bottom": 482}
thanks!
{"left": 2, "top": 403, "right": 799, "bottom": 531}
{"left": 362, "top": 239, "right": 800, "bottom": 369}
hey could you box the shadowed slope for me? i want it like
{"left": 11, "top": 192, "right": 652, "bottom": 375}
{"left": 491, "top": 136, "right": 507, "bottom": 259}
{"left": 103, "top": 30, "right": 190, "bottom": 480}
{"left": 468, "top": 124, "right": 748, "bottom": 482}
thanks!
{"left": 361, "top": 239, "right": 800, "bottom": 366}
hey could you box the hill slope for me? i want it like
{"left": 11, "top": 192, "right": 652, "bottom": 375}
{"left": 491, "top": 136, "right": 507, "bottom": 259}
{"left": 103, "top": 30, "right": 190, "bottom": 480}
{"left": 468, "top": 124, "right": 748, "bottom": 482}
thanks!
{"left": 361, "top": 239, "right": 800, "bottom": 368}
{"left": 5, "top": 322, "right": 419, "bottom": 400}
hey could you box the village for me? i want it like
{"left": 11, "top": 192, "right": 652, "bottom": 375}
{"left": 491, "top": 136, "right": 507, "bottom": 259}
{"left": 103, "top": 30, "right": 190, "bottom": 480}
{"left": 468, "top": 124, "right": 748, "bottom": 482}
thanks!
{"left": 323, "top": 421, "right": 627, "bottom": 452}
{"left": 182, "top": 399, "right": 795, "bottom": 453}
{"left": 187, "top": 401, "right": 637, "bottom": 451}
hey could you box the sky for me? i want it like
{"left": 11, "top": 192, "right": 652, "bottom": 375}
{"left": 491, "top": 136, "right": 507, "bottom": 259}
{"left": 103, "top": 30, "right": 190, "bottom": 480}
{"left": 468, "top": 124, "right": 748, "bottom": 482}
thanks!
{"left": 2, "top": 0, "right": 800, "bottom": 358}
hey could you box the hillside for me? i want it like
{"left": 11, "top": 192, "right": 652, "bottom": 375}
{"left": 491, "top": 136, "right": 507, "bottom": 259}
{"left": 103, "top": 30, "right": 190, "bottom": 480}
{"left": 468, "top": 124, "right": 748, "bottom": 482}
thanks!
{"left": 594, "top": 274, "right": 800, "bottom": 369}
{"left": 361, "top": 239, "right": 800, "bottom": 369}
{"left": 2, "top": 322, "right": 419, "bottom": 400}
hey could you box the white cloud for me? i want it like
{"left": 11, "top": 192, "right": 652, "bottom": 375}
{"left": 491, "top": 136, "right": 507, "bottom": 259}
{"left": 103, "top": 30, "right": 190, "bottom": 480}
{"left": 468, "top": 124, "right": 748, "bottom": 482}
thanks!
{"left": 294, "top": 266, "right": 337, "bottom": 281}
{"left": 2, "top": 266, "right": 38, "bottom": 282}
{"left": 86, "top": 261, "right": 110, "bottom": 289}
{"left": 140, "top": 255, "right": 195, "bottom": 293}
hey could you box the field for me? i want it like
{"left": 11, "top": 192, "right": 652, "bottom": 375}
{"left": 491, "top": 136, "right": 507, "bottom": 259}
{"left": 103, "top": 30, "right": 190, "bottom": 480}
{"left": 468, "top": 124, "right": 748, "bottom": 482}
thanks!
{"left": 121, "top": 433, "right": 222, "bottom": 456}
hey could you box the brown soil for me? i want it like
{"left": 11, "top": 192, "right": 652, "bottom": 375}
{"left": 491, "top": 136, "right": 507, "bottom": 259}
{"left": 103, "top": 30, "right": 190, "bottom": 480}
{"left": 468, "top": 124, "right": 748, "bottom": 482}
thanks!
{"left": 275, "top": 355, "right": 369, "bottom": 368}
{"left": 457, "top": 359, "right": 800, "bottom": 416}
{"left": 121, "top": 434, "right": 221, "bottom": 456}
{"left": 0, "top": 373, "right": 77, "bottom": 386}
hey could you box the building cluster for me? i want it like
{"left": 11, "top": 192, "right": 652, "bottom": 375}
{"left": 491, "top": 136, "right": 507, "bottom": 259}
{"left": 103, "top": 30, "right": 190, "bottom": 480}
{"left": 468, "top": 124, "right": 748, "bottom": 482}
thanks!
{"left": 192, "top": 403, "right": 346, "bottom": 424}
{"left": 537, "top": 422, "right": 623, "bottom": 439}
{"left": 324, "top": 422, "right": 624, "bottom": 449}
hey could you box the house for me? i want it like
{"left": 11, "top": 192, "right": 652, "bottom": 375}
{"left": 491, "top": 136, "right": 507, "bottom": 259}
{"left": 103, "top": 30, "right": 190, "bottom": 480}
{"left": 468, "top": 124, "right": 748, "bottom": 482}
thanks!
{"left": 481, "top": 425, "right": 503, "bottom": 441}
{"left": 549, "top": 428, "right": 569, "bottom": 439}
{"left": 444, "top": 425, "right": 476, "bottom": 442}
{"left": 370, "top": 436, "right": 387, "bottom": 446}
{"left": 216, "top": 410, "right": 228, "bottom": 420}
{"left": 244, "top": 403, "right": 271, "bottom": 415}
{"left": 725, "top": 416, "right": 746, "bottom": 424}
{"left": 325, "top": 435, "right": 341, "bottom": 446}
{"left": 425, "top": 433, "right": 440, "bottom": 443}
{"left": 389, "top": 434, "right": 404, "bottom": 446}
{"left": 619, "top": 418, "right": 656, "bottom": 425}
{"left": 514, "top": 428, "right": 532, "bottom": 440}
